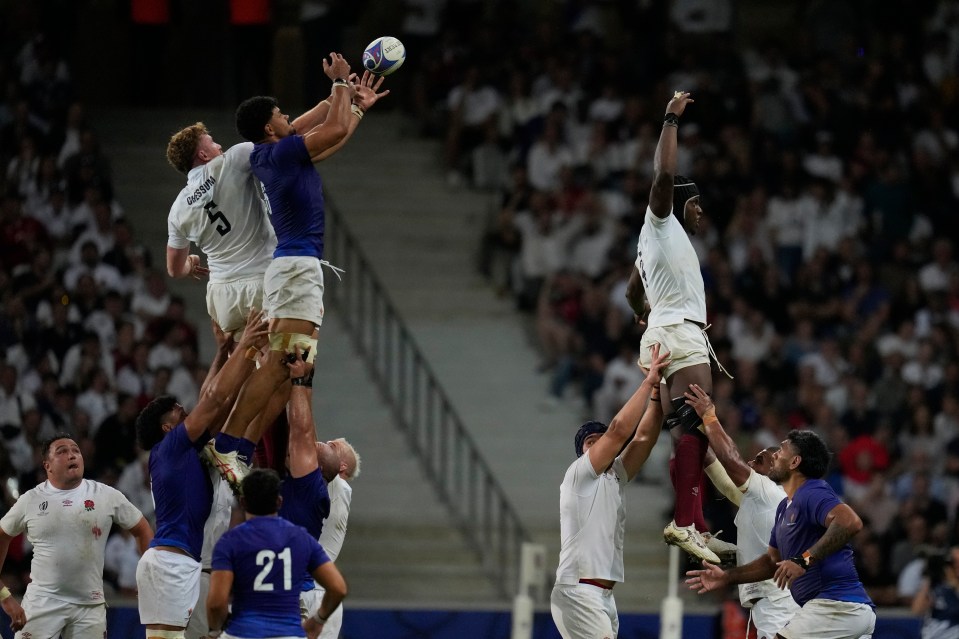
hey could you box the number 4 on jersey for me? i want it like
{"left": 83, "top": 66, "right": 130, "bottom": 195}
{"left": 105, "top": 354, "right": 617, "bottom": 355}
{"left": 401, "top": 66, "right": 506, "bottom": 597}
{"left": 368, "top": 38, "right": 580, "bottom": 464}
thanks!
{"left": 204, "top": 201, "right": 232, "bottom": 236}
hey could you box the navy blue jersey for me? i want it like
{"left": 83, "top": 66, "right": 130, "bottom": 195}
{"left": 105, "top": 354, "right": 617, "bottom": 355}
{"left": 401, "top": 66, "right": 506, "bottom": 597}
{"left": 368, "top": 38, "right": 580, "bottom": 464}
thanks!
{"left": 149, "top": 423, "right": 212, "bottom": 559}
{"left": 213, "top": 516, "right": 329, "bottom": 638}
{"left": 769, "top": 479, "right": 873, "bottom": 608}
{"left": 279, "top": 468, "right": 330, "bottom": 590}
{"left": 251, "top": 135, "right": 325, "bottom": 259}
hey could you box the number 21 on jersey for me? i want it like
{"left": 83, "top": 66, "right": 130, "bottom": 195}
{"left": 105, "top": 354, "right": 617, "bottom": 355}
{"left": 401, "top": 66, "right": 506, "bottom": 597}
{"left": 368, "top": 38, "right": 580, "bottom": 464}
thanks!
{"left": 253, "top": 547, "right": 292, "bottom": 591}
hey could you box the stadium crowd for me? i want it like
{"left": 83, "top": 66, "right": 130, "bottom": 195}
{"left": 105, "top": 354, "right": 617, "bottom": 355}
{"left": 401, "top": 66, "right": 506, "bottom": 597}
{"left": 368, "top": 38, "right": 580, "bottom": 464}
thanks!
{"left": 1, "top": 0, "right": 959, "bottom": 621}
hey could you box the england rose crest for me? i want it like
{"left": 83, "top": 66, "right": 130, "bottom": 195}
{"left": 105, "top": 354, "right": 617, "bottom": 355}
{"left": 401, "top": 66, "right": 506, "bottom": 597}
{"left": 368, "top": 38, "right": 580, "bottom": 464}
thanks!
{"left": 84, "top": 500, "right": 95, "bottom": 511}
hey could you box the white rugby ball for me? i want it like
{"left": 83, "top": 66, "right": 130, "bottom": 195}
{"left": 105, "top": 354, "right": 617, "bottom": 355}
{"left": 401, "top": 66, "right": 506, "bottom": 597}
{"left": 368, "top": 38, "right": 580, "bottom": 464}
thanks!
{"left": 362, "top": 36, "right": 406, "bottom": 76}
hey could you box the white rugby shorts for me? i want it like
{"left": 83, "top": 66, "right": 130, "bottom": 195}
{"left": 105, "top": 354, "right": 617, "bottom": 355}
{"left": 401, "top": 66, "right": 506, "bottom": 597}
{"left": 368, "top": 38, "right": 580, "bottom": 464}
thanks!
{"left": 136, "top": 547, "right": 202, "bottom": 627}
{"left": 550, "top": 582, "right": 618, "bottom": 639}
{"left": 300, "top": 587, "right": 344, "bottom": 639}
{"left": 184, "top": 570, "right": 211, "bottom": 639}
{"left": 779, "top": 598, "right": 875, "bottom": 639}
{"left": 639, "top": 322, "right": 710, "bottom": 379}
{"left": 206, "top": 276, "right": 265, "bottom": 335}
{"left": 264, "top": 256, "right": 326, "bottom": 326}
{"left": 749, "top": 594, "right": 801, "bottom": 639}
{"left": 16, "top": 590, "right": 106, "bottom": 639}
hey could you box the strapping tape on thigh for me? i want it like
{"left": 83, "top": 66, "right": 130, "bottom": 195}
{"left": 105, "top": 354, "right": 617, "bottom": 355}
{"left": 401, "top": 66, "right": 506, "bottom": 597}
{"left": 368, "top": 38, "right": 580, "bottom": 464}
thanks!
{"left": 269, "top": 332, "right": 318, "bottom": 364}
{"left": 146, "top": 631, "right": 185, "bottom": 639}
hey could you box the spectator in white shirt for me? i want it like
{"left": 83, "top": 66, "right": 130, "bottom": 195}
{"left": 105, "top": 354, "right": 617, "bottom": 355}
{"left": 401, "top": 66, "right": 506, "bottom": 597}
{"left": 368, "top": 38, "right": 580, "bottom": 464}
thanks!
{"left": 802, "top": 131, "right": 844, "bottom": 182}
{"left": 526, "top": 115, "right": 574, "bottom": 192}
{"left": 130, "top": 270, "right": 170, "bottom": 321}
{"left": 919, "top": 238, "right": 957, "bottom": 293}
{"left": 63, "top": 241, "right": 125, "bottom": 294}
{"left": 75, "top": 368, "right": 116, "bottom": 438}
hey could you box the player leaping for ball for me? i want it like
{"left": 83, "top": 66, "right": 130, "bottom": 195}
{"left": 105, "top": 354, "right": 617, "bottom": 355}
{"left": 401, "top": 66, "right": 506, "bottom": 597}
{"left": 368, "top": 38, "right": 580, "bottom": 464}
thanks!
{"left": 626, "top": 91, "right": 734, "bottom": 565}
{"left": 204, "top": 56, "right": 389, "bottom": 492}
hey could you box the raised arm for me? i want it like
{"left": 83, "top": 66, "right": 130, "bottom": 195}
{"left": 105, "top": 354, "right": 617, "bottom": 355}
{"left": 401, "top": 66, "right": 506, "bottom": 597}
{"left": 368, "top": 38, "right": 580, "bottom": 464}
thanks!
{"left": 199, "top": 320, "right": 235, "bottom": 399}
{"left": 183, "top": 309, "right": 268, "bottom": 441}
{"left": 685, "top": 383, "right": 751, "bottom": 486}
{"left": 286, "top": 348, "right": 318, "bottom": 479}
{"left": 0, "top": 528, "right": 26, "bottom": 631}
{"left": 301, "top": 54, "right": 355, "bottom": 160}
{"left": 648, "top": 92, "right": 694, "bottom": 218}
{"left": 620, "top": 377, "right": 664, "bottom": 480}
{"left": 310, "top": 71, "right": 390, "bottom": 163}
{"left": 587, "top": 344, "right": 670, "bottom": 475}
{"left": 686, "top": 545, "right": 780, "bottom": 594}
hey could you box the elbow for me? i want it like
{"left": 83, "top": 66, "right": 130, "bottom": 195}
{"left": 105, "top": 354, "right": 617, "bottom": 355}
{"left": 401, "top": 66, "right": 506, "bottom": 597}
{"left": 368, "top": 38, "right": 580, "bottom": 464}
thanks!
{"left": 848, "top": 514, "right": 863, "bottom": 536}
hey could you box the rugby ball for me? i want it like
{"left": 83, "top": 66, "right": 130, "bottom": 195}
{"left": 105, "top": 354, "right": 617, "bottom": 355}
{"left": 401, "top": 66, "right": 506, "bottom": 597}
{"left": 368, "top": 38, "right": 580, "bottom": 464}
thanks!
{"left": 362, "top": 36, "right": 406, "bottom": 76}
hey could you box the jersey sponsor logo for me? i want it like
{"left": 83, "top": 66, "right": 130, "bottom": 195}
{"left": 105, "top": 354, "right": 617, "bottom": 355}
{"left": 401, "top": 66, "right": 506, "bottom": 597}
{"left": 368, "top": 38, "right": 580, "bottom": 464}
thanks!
{"left": 84, "top": 499, "right": 95, "bottom": 511}
{"left": 62, "top": 499, "right": 73, "bottom": 507}
{"left": 186, "top": 176, "right": 217, "bottom": 205}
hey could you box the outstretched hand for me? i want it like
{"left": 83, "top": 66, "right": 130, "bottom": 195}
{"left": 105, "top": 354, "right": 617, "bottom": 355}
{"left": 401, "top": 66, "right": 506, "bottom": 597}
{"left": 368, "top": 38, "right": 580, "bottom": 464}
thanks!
{"left": 236, "top": 308, "right": 269, "bottom": 350}
{"left": 285, "top": 345, "right": 314, "bottom": 381}
{"left": 323, "top": 52, "right": 354, "bottom": 93}
{"left": 351, "top": 70, "right": 390, "bottom": 111}
{"left": 685, "top": 560, "right": 726, "bottom": 594}
{"left": 684, "top": 383, "right": 714, "bottom": 419}
{"left": 640, "top": 343, "right": 671, "bottom": 386}
{"left": 666, "top": 91, "right": 694, "bottom": 117}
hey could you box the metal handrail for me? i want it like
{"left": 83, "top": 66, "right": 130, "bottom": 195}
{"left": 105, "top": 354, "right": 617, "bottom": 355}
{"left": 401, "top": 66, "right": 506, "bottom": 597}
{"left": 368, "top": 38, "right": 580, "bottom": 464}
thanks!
{"left": 324, "top": 201, "right": 529, "bottom": 598}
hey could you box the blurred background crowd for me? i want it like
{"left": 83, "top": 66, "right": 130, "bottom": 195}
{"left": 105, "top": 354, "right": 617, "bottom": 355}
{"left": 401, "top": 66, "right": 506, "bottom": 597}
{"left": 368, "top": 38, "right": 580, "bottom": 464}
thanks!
{"left": 1, "top": 0, "right": 959, "bottom": 612}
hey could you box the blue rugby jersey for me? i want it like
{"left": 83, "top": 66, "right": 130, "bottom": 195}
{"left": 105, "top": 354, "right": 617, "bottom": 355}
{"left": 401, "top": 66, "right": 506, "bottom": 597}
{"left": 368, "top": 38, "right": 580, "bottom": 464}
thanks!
{"left": 769, "top": 479, "right": 873, "bottom": 608}
{"left": 279, "top": 468, "right": 330, "bottom": 591}
{"left": 149, "top": 423, "right": 213, "bottom": 559}
{"left": 213, "top": 516, "right": 329, "bottom": 638}
{"left": 250, "top": 135, "right": 326, "bottom": 259}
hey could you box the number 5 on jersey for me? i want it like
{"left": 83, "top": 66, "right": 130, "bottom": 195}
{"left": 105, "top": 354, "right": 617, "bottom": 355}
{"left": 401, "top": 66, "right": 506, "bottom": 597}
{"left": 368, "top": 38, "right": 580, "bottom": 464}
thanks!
{"left": 204, "top": 201, "right": 233, "bottom": 236}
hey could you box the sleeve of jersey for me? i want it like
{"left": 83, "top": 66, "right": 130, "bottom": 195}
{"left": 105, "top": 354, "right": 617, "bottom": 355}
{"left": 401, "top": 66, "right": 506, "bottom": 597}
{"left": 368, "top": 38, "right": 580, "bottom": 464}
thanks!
{"left": 110, "top": 486, "right": 146, "bottom": 529}
{"left": 306, "top": 535, "right": 331, "bottom": 572}
{"left": 807, "top": 483, "right": 842, "bottom": 527}
{"left": 160, "top": 423, "right": 210, "bottom": 456}
{"left": 224, "top": 142, "right": 254, "bottom": 172}
{"left": 645, "top": 204, "right": 671, "bottom": 227}
{"left": 768, "top": 502, "right": 785, "bottom": 550}
{"left": 167, "top": 211, "right": 190, "bottom": 249}
{"left": 0, "top": 496, "right": 26, "bottom": 536}
{"left": 211, "top": 533, "right": 234, "bottom": 572}
{"left": 275, "top": 135, "right": 311, "bottom": 167}
{"left": 575, "top": 451, "right": 602, "bottom": 484}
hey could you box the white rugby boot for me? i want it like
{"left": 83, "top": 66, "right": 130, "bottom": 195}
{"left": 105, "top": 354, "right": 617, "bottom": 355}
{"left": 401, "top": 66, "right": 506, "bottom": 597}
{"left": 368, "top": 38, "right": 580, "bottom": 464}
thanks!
{"left": 201, "top": 439, "right": 250, "bottom": 495}
{"left": 663, "top": 520, "right": 721, "bottom": 564}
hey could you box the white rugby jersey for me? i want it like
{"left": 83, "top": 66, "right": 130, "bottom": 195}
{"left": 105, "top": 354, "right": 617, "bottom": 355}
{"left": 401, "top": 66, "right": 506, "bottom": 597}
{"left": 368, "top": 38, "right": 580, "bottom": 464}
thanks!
{"left": 199, "top": 472, "right": 237, "bottom": 570}
{"left": 554, "top": 452, "right": 627, "bottom": 584}
{"left": 735, "top": 470, "right": 793, "bottom": 607}
{"left": 636, "top": 205, "right": 706, "bottom": 327}
{"left": 167, "top": 142, "right": 276, "bottom": 283}
{"left": 319, "top": 476, "right": 352, "bottom": 562}
{"left": 0, "top": 479, "right": 143, "bottom": 604}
